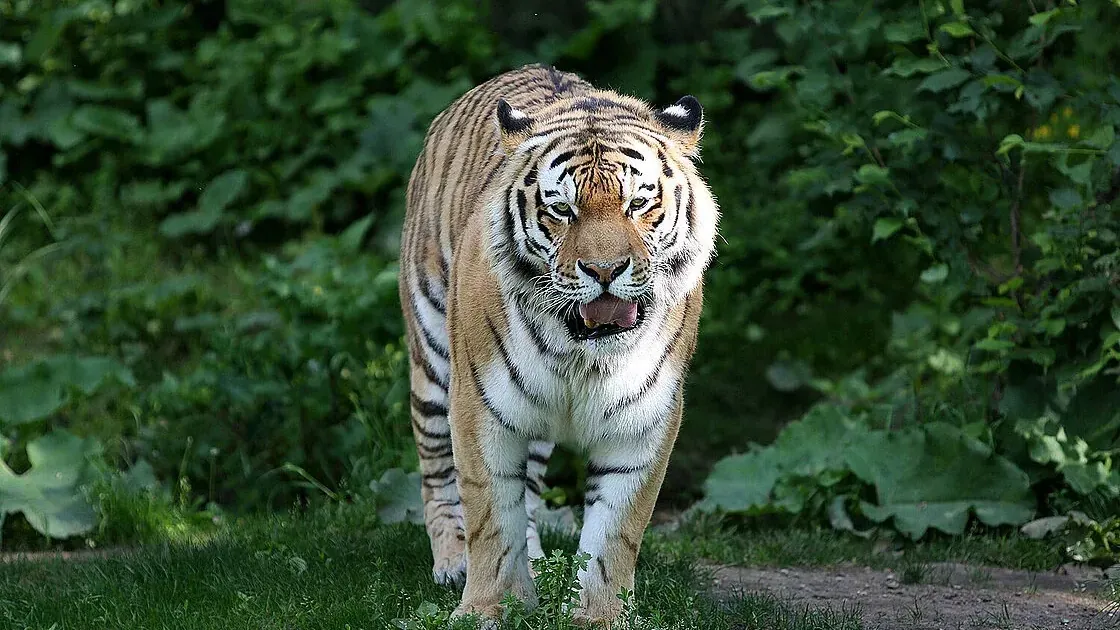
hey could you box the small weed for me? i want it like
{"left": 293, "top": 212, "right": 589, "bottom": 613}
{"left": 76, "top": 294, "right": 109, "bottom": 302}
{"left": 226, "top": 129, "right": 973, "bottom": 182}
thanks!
{"left": 900, "top": 560, "right": 929, "bottom": 585}
{"left": 968, "top": 566, "right": 994, "bottom": 586}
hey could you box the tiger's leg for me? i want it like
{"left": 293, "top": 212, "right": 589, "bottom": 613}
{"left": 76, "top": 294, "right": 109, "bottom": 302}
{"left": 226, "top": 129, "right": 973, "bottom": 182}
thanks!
{"left": 526, "top": 440, "right": 554, "bottom": 563}
{"left": 450, "top": 405, "right": 537, "bottom": 619}
{"left": 407, "top": 353, "right": 467, "bottom": 586}
{"left": 573, "top": 402, "right": 683, "bottom": 625}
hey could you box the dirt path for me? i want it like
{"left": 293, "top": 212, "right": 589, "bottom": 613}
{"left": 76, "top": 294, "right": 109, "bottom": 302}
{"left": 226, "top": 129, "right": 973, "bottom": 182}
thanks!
{"left": 708, "top": 562, "right": 1117, "bottom": 630}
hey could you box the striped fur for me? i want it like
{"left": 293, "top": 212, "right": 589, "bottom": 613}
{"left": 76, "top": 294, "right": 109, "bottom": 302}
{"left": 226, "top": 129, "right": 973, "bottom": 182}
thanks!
{"left": 399, "top": 64, "right": 719, "bottom": 625}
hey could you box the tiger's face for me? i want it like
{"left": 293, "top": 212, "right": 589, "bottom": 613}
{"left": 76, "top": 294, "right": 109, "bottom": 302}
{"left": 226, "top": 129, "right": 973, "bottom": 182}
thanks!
{"left": 491, "top": 94, "right": 716, "bottom": 344}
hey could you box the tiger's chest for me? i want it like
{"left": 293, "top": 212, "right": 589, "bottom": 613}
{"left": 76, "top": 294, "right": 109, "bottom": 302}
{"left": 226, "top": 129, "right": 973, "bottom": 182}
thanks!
{"left": 472, "top": 307, "right": 683, "bottom": 448}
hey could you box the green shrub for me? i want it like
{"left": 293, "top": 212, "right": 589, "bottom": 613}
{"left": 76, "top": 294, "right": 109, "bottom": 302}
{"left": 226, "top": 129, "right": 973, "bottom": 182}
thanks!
{"left": 2, "top": 0, "right": 1118, "bottom": 553}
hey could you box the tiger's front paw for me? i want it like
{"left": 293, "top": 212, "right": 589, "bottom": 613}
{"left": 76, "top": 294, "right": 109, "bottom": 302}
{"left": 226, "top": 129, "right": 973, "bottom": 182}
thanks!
{"left": 571, "top": 604, "right": 623, "bottom": 628}
{"left": 430, "top": 528, "right": 467, "bottom": 587}
{"left": 432, "top": 552, "right": 467, "bottom": 587}
{"left": 451, "top": 600, "right": 504, "bottom": 623}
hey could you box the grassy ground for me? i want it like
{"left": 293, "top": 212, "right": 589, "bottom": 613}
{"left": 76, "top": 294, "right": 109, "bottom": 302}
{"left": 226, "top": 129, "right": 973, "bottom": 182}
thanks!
{"left": 0, "top": 505, "right": 866, "bottom": 630}
{"left": 658, "top": 513, "right": 1066, "bottom": 574}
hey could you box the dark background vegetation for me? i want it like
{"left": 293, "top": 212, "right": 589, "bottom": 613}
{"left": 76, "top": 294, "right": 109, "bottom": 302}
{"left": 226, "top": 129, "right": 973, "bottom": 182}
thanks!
{"left": 1, "top": 0, "right": 1118, "bottom": 560}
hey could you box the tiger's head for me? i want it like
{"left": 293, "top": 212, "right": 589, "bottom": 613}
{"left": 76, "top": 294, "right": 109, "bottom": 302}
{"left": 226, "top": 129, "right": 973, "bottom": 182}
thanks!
{"left": 488, "top": 92, "right": 719, "bottom": 344}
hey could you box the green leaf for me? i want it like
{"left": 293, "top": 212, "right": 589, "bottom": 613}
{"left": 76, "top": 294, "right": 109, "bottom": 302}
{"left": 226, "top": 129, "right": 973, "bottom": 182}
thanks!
{"left": 698, "top": 405, "right": 870, "bottom": 514}
{"left": 70, "top": 105, "right": 142, "bottom": 143}
{"left": 159, "top": 169, "right": 248, "bottom": 238}
{"left": 0, "top": 430, "right": 101, "bottom": 539}
{"left": 1028, "top": 8, "right": 1062, "bottom": 26}
{"left": 846, "top": 423, "right": 1034, "bottom": 539}
{"left": 199, "top": 169, "right": 249, "bottom": 216}
{"left": 884, "top": 21, "right": 925, "bottom": 43}
{"left": 872, "top": 218, "right": 903, "bottom": 242}
{"left": 974, "top": 338, "right": 1015, "bottom": 351}
{"left": 920, "top": 264, "right": 949, "bottom": 284}
{"left": 0, "top": 42, "right": 21, "bottom": 68}
{"left": 368, "top": 468, "right": 423, "bottom": 525}
{"left": 1049, "top": 188, "right": 1082, "bottom": 210}
{"left": 0, "top": 356, "right": 136, "bottom": 426}
{"left": 917, "top": 68, "right": 971, "bottom": 93}
{"left": 887, "top": 57, "right": 947, "bottom": 78}
{"left": 765, "top": 359, "right": 811, "bottom": 392}
{"left": 939, "top": 22, "right": 976, "bottom": 38}
{"left": 855, "top": 164, "right": 891, "bottom": 187}
{"left": 996, "top": 133, "right": 1025, "bottom": 156}
{"left": 1084, "top": 125, "right": 1115, "bottom": 150}
{"left": 695, "top": 448, "right": 783, "bottom": 513}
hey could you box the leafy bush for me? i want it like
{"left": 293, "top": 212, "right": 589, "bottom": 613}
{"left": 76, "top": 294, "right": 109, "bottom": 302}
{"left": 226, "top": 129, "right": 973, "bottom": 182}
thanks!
{"left": 2, "top": 0, "right": 1119, "bottom": 555}
{"left": 697, "top": 0, "right": 1120, "bottom": 553}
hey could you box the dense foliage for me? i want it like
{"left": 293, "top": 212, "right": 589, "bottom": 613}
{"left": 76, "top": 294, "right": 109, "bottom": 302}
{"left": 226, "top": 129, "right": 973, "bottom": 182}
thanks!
{"left": 1, "top": 0, "right": 1118, "bottom": 556}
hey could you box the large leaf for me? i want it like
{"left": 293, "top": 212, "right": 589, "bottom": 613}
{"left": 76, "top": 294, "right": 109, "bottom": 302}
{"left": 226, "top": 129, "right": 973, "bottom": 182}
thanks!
{"left": 696, "top": 405, "right": 869, "bottom": 513}
{"left": 70, "top": 105, "right": 143, "bottom": 142}
{"left": 0, "top": 356, "right": 136, "bottom": 426}
{"left": 0, "top": 430, "right": 102, "bottom": 540}
{"left": 694, "top": 447, "right": 783, "bottom": 513}
{"left": 368, "top": 468, "right": 423, "bottom": 525}
{"left": 846, "top": 423, "right": 1035, "bottom": 539}
{"left": 159, "top": 169, "right": 249, "bottom": 238}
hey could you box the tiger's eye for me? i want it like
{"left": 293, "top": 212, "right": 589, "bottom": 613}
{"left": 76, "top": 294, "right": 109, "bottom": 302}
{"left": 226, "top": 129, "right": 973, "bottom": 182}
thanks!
{"left": 551, "top": 202, "right": 573, "bottom": 217}
{"left": 629, "top": 197, "right": 648, "bottom": 212}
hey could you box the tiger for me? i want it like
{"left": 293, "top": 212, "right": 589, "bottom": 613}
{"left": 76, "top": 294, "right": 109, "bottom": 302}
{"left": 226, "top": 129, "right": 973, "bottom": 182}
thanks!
{"left": 398, "top": 63, "right": 720, "bottom": 625}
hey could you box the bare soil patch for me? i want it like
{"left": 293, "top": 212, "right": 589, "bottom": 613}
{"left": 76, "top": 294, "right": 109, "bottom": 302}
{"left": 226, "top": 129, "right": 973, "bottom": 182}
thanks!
{"left": 708, "top": 561, "right": 1118, "bottom": 630}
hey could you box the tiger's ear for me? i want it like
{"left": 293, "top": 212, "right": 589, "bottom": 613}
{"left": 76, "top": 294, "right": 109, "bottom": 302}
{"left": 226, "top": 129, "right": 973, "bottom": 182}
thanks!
{"left": 496, "top": 99, "right": 533, "bottom": 154}
{"left": 654, "top": 95, "right": 703, "bottom": 156}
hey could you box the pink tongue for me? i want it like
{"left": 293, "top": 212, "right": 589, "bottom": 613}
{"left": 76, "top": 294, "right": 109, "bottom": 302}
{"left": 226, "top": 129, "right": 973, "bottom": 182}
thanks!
{"left": 578, "top": 294, "right": 639, "bottom": 329}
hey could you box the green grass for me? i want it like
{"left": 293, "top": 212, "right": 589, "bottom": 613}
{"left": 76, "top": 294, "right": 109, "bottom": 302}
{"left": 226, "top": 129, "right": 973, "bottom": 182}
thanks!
{"left": 652, "top": 512, "right": 1064, "bottom": 574}
{"left": 0, "top": 504, "right": 863, "bottom": 630}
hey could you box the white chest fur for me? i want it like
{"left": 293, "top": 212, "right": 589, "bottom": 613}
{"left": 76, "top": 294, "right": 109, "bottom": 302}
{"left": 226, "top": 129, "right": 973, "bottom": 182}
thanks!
{"left": 474, "top": 298, "right": 682, "bottom": 449}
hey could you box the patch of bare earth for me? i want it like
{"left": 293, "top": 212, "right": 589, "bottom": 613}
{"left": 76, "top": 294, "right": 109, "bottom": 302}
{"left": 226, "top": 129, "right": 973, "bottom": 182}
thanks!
{"left": 707, "top": 561, "right": 1118, "bottom": 630}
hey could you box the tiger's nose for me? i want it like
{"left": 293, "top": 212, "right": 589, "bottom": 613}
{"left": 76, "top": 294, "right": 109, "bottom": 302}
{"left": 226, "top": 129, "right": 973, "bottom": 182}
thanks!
{"left": 577, "top": 257, "right": 631, "bottom": 285}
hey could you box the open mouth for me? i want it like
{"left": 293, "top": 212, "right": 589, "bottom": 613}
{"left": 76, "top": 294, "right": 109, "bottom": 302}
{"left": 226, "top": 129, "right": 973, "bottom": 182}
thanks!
{"left": 565, "top": 294, "right": 647, "bottom": 341}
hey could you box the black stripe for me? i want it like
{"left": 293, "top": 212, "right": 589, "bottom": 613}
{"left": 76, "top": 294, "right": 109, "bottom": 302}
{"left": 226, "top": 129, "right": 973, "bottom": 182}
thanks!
{"left": 509, "top": 298, "right": 563, "bottom": 361}
{"left": 587, "top": 462, "right": 650, "bottom": 477}
{"left": 419, "top": 356, "right": 448, "bottom": 391}
{"left": 469, "top": 362, "right": 521, "bottom": 434}
{"left": 485, "top": 316, "right": 545, "bottom": 408}
{"left": 526, "top": 477, "right": 542, "bottom": 495}
{"left": 524, "top": 167, "right": 538, "bottom": 186}
{"left": 619, "top": 147, "right": 643, "bottom": 160}
{"left": 412, "top": 293, "right": 450, "bottom": 360}
{"left": 415, "top": 269, "right": 446, "bottom": 314}
{"left": 412, "top": 415, "right": 451, "bottom": 442}
{"left": 424, "top": 465, "right": 456, "bottom": 480}
{"left": 423, "top": 476, "right": 458, "bottom": 489}
{"left": 528, "top": 451, "right": 550, "bottom": 466}
{"left": 550, "top": 150, "right": 576, "bottom": 169}
{"left": 418, "top": 444, "right": 454, "bottom": 459}
{"left": 659, "top": 151, "right": 673, "bottom": 178}
{"left": 603, "top": 300, "right": 691, "bottom": 419}
{"left": 411, "top": 393, "right": 448, "bottom": 418}
{"left": 665, "top": 249, "right": 694, "bottom": 277}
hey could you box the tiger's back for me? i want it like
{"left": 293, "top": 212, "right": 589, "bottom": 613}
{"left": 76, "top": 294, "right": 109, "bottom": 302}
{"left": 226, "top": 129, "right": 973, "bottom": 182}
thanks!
{"left": 397, "top": 63, "right": 719, "bottom": 624}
